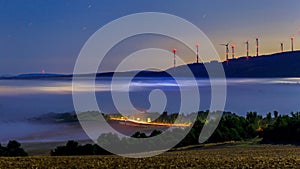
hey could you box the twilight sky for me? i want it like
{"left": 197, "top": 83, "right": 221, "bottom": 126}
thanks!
{"left": 0, "top": 0, "right": 300, "bottom": 75}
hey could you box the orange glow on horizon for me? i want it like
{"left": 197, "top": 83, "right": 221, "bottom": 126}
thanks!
{"left": 110, "top": 117, "right": 191, "bottom": 127}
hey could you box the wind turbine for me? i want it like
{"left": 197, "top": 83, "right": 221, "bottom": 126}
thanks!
{"left": 291, "top": 36, "right": 294, "bottom": 52}
{"left": 245, "top": 41, "right": 249, "bottom": 59}
{"left": 256, "top": 38, "right": 259, "bottom": 57}
{"left": 231, "top": 44, "right": 235, "bottom": 59}
{"left": 196, "top": 44, "right": 199, "bottom": 63}
{"left": 173, "top": 48, "right": 177, "bottom": 68}
{"left": 220, "top": 42, "right": 230, "bottom": 62}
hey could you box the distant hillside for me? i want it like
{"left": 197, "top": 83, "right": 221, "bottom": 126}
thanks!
{"left": 0, "top": 73, "right": 72, "bottom": 79}
{"left": 223, "top": 51, "right": 300, "bottom": 77}
{"left": 167, "top": 50, "right": 300, "bottom": 77}
{"left": 2, "top": 51, "right": 300, "bottom": 79}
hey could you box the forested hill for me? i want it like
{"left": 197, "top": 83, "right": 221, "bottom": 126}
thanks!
{"left": 168, "top": 50, "right": 300, "bottom": 77}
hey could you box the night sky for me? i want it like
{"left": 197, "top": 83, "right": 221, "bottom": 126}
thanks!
{"left": 0, "top": 0, "right": 300, "bottom": 74}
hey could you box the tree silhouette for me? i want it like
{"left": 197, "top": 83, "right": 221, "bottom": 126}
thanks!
{"left": 0, "top": 140, "right": 28, "bottom": 157}
{"left": 51, "top": 140, "right": 112, "bottom": 156}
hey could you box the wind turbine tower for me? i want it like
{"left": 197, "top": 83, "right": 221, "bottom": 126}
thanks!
{"left": 256, "top": 38, "right": 259, "bottom": 57}
{"left": 220, "top": 42, "right": 230, "bottom": 62}
{"left": 281, "top": 43, "right": 284, "bottom": 53}
{"left": 196, "top": 44, "right": 199, "bottom": 63}
{"left": 231, "top": 44, "right": 235, "bottom": 59}
{"left": 173, "top": 48, "right": 177, "bottom": 68}
{"left": 245, "top": 41, "right": 249, "bottom": 59}
{"left": 291, "top": 37, "right": 294, "bottom": 52}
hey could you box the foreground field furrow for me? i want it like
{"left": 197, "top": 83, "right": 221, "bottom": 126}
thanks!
{"left": 0, "top": 145, "right": 299, "bottom": 169}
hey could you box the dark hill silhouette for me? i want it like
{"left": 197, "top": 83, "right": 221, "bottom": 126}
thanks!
{"left": 224, "top": 50, "right": 300, "bottom": 77}
{"left": 2, "top": 51, "right": 300, "bottom": 79}
{"left": 166, "top": 50, "right": 300, "bottom": 77}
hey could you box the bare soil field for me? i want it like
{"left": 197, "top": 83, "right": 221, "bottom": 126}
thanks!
{"left": 0, "top": 145, "right": 299, "bottom": 169}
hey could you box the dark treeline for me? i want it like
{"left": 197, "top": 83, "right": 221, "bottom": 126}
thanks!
{"left": 179, "top": 111, "right": 300, "bottom": 146}
{"left": 50, "top": 111, "right": 300, "bottom": 156}
{"left": 2, "top": 111, "right": 298, "bottom": 156}
{"left": 0, "top": 140, "right": 28, "bottom": 157}
{"left": 262, "top": 112, "right": 300, "bottom": 144}
{"left": 50, "top": 140, "right": 112, "bottom": 156}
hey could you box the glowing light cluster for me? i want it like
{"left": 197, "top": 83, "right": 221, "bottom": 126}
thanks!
{"left": 110, "top": 117, "right": 191, "bottom": 127}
